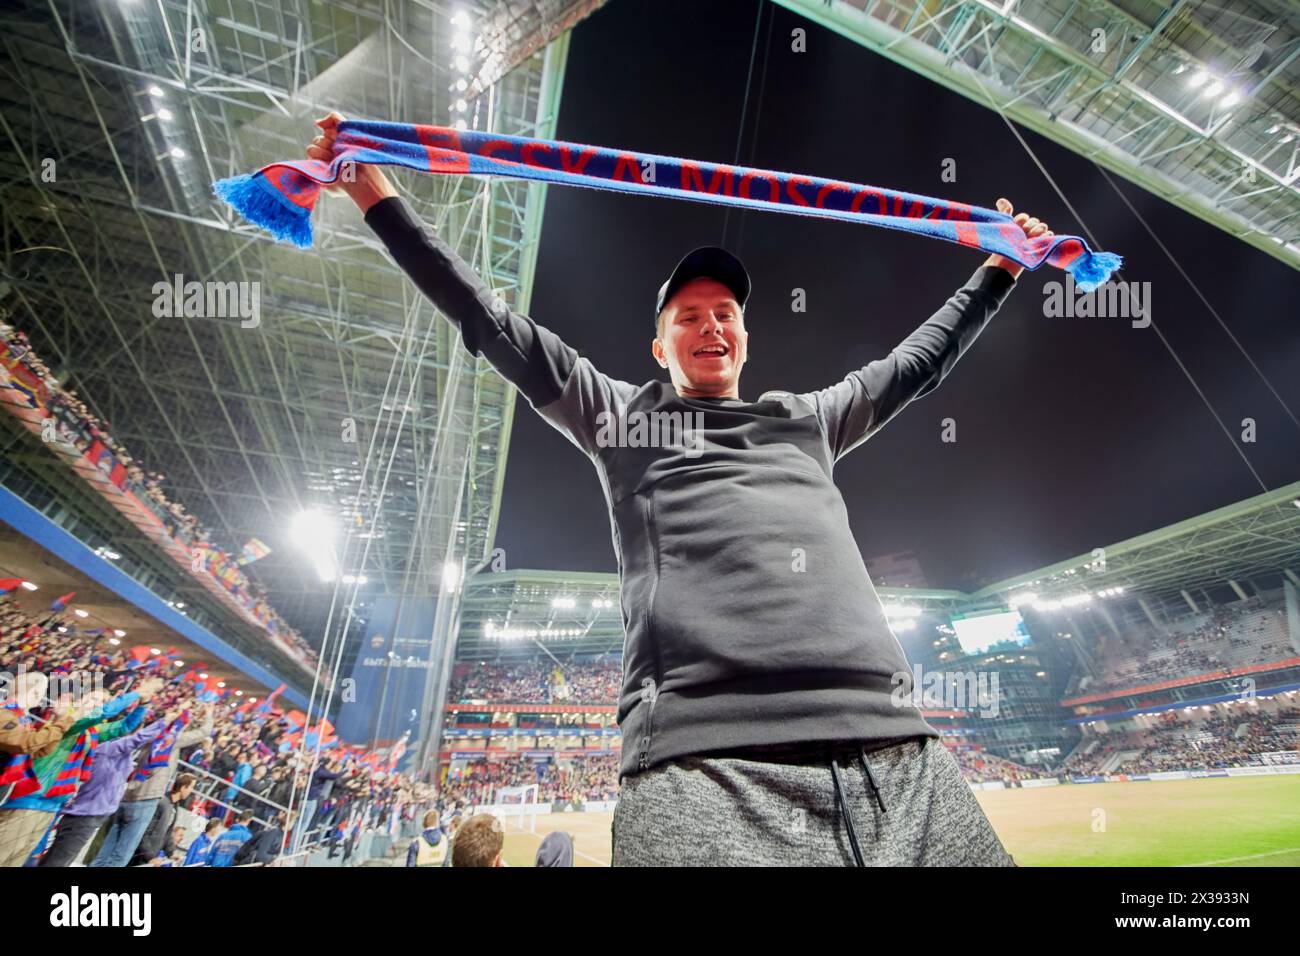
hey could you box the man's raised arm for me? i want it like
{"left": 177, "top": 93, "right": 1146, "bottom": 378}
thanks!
{"left": 310, "top": 113, "right": 636, "bottom": 456}
{"left": 808, "top": 199, "right": 1051, "bottom": 461}
{"left": 808, "top": 263, "right": 1017, "bottom": 461}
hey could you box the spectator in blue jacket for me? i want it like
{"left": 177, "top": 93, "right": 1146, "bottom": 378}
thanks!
{"left": 183, "top": 817, "right": 223, "bottom": 866}
{"left": 208, "top": 808, "right": 254, "bottom": 867}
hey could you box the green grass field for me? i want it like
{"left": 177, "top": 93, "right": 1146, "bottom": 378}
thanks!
{"left": 498, "top": 775, "right": 1300, "bottom": 867}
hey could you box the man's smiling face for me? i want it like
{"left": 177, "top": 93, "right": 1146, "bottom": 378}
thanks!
{"left": 652, "top": 277, "right": 749, "bottom": 399}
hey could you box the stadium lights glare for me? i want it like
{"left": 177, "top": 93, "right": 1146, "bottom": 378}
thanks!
{"left": 1033, "top": 592, "right": 1092, "bottom": 612}
{"left": 20, "top": 581, "right": 37, "bottom": 591}
{"left": 235, "top": 690, "right": 243, "bottom": 697}
{"left": 169, "top": 146, "right": 185, "bottom": 159}
{"left": 74, "top": 609, "right": 89, "bottom": 618}
{"left": 57, "top": 626, "right": 67, "bottom": 633}
{"left": 217, "top": 681, "right": 226, "bottom": 688}
{"left": 1188, "top": 70, "right": 1209, "bottom": 88}
{"left": 290, "top": 510, "right": 338, "bottom": 581}
{"left": 199, "top": 673, "right": 208, "bottom": 679}
{"left": 453, "top": 119, "right": 468, "bottom": 131}
{"left": 249, "top": 698, "right": 257, "bottom": 704}
{"left": 891, "top": 620, "right": 917, "bottom": 632}
{"left": 453, "top": 55, "right": 470, "bottom": 73}
{"left": 1008, "top": 591, "right": 1038, "bottom": 608}
{"left": 173, "top": 660, "right": 184, "bottom": 667}
{"left": 113, "top": 628, "right": 125, "bottom": 637}
{"left": 881, "top": 603, "right": 920, "bottom": 618}
{"left": 147, "top": 85, "right": 164, "bottom": 98}
{"left": 450, "top": 10, "right": 470, "bottom": 28}
{"left": 442, "top": 560, "right": 463, "bottom": 593}
{"left": 1219, "top": 91, "right": 1241, "bottom": 108}
{"left": 1202, "top": 80, "right": 1224, "bottom": 98}
{"left": 455, "top": 78, "right": 468, "bottom": 92}
{"left": 150, "top": 648, "right": 161, "bottom": 655}
{"left": 551, "top": 597, "right": 576, "bottom": 610}
{"left": 108, "top": 638, "right": 120, "bottom": 646}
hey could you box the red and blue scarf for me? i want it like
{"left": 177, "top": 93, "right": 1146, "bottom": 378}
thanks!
{"left": 0, "top": 701, "right": 41, "bottom": 799}
{"left": 213, "top": 121, "right": 1122, "bottom": 291}
{"left": 45, "top": 727, "right": 97, "bottom": 798}
{"left": 131, "top": 711, "right": 189, "bottom": 782}
{"left": 0, "top": 708, "right": 98, "bottom": 801}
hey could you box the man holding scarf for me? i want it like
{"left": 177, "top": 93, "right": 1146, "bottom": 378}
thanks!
{"left": 307, "top": 113, "right": 1049, "bottom": 866}
{"left": 0, "top": 681, "right": 152, "bottom": 867}
{"left": 38, "top": 706, "right": 175, "bottom": 866}
{"left": 90, "top": 701, "right": 212, "bottom": 866}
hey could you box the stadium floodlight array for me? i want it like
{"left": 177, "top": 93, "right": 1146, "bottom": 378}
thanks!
{"left": 482, "top": 621, "right": 586, "bottom": 640}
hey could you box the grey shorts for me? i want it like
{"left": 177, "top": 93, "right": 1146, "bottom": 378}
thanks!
{"left": 612, "top": 736, "right": 1015, "bottom": 866}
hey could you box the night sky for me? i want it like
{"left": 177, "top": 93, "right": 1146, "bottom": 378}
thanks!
{"left": 491, "top": 0, "right": 1300, "bottom": 592}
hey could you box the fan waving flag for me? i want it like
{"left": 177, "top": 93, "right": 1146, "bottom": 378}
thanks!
{"left": 237, "top": 538, "right": 272, "bottom": 566}
{"left": 51, "top": 591, "right": 76, "bottom": 612}
{"left": 213, "top": 120, "right": 1122, "bottom": 291}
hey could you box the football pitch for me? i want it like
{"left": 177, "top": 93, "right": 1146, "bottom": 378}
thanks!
{"left": 500, "top": 775, "right": 1300, "bottom": 867}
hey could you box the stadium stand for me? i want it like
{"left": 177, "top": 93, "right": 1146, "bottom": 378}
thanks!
{"left": 0, "top": 593, "right": 429, "bottom": 866}
{"left": 448, "top": 660, "right": 621, "bottom": 705}
{"left": 1062, "top": 699, "right": 1300, "bottom": 776}
{"left": 1088, "top": 593, "right": 1294, "bottom": 693}
{"left": 1, "top": 323, "right": 318, "bottom": 671}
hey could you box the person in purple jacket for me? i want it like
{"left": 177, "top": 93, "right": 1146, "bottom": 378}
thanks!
{"left": 38, "top": 707, "right": 174, "bottom": 866}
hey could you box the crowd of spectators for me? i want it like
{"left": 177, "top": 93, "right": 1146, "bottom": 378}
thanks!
{"left": 1085, "top": 596, "right": 1293, "bottom": 693}
{"left": 438, "top": 753, "right": 619, "bottom": 807}
{"left": 948, "top": 747, "right": 1040, "bottom": 786}
{"left": 1061, "top": 701, "right": 1300, "bottom": 776}
{"left": 448, "top": 660, "right": 622, "bottom": 704}
{"left": 0, "top": 322, "right": 315, "bottom": 666}
{"left": 1, "top": 593, "right": 430, "bottom": 867}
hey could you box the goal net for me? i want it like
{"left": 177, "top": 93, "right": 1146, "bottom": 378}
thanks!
{"left": 492, "top": 784, "right": 540, "bottom": 833}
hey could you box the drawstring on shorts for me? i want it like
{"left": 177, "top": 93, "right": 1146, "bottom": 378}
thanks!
{"left": 828, "top": 744, "right": 887, "bottom": 867}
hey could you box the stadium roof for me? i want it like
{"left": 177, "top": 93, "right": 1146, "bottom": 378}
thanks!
{"left": 968, "top": 477, "right": 1300, "bottom": 609}
{"left": 455, "top": 478, "right": 1300, "bottom": 656}
{"left": 774, "top": 0, "right": 1300, "bottom": 274}
{"left": 0, "top": 1, "right": 604, "bottom": 652}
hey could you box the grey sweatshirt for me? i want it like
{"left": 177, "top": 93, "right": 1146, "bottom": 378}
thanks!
{"left": 366, "top": 196, "right": 1018, "bottom": 779}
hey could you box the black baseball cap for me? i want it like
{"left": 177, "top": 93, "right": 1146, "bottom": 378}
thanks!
{"left": 654, "top": 246, "right": 751, "bottom": 327}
